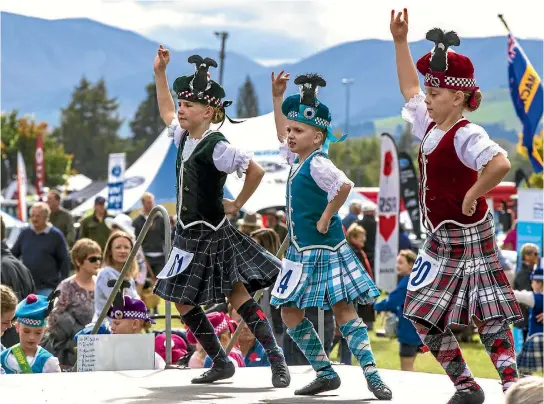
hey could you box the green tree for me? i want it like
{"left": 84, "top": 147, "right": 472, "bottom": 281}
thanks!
{"left": 128, "top": 81, "right": 165, "bottom": 164}
{"left": 53, "top": 77, "right": 125, "bottom": 180}
{"left": 236, "top": 75, "right": 259, "bottom": 118}
{"left": 1, "top": 111, "right": 72, "bottom": 188}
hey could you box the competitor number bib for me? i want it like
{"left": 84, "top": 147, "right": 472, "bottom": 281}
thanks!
{"left": 157, "top": 247, "right": 194, "bottom": 279}
{"left": 407, "top": 249, "right": 441, "bottom": 291}
{"left": 271, "top": 259, "right": 303, "bottom": 299}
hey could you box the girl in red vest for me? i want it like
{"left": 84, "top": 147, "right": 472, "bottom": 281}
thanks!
{"left": 391, "top": 9, "right": 522, "bottom": 404}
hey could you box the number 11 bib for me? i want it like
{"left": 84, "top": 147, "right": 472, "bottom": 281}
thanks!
{"left": 271, "top": 259, "right": 304, "bottom": 299}
{"left": 407, "top": 250, "right": 441, "bottom": 292}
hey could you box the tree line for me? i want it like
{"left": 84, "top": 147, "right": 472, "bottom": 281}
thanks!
{"left": 1, "top": 75, "right": 541, "bottom": 191}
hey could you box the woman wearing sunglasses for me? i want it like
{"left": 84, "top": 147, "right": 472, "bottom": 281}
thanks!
{"left": 43, "top": 238, "right": 102, "bottom": 369}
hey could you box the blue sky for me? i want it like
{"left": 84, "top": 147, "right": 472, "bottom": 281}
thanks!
{"left": 2, "top": 0, "right": 543, "bottom": 65}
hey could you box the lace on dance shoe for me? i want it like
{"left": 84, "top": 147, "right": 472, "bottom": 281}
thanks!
{"left": 365, "top": 371, "right": 393, "bottom": 400}
{"left": 447, "top": 386, "right": 485, "bottom": 404}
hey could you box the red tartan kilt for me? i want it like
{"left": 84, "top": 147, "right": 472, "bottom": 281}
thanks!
{"left": 404, "top": 214, "right": 523, "bottom": 331}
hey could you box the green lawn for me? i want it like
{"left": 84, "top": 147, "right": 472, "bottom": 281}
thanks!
{"left": 151, "top": 300, "right": 500, "bottom": 380}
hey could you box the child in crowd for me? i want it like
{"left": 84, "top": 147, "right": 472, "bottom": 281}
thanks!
{"left": 0, "top": 293, "right": 61, "bottom": 374}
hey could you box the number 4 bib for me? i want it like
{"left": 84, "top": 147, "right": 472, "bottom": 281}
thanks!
{"left": 271, "top": 259, "right": 303, "bottom": 299}
{"left": 157, "top": 247, "right": 194, "bottom": 279}
{"left": 407, "top": 250, "right": 441, "bottom": 292}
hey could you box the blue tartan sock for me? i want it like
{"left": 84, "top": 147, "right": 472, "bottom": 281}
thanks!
{"left": 287, "top": 318, "right": 337, "bottom": 380}
{"left": 339, "top": 318, "right": 382, "bottom": 382}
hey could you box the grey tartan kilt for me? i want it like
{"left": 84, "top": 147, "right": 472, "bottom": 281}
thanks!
{"left": 153, "top": 220, "right": 281, "bottom": 306}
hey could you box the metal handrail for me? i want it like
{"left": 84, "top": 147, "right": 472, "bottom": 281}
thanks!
{"left": 91, "top": 205, "right": 173, "bottom": 365}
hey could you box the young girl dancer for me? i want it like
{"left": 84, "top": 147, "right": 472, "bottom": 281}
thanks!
{"left": 269, "top": 72, "right": 392, "bottom": 400}
{"left": 391, "top": 9, "right": 522, "bottom": 404}
{"left": 152, "top": 46, "right": 289, "bottom": 387}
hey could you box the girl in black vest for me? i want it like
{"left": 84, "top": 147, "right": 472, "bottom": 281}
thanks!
{"left": 391, "top": 9, "right": 522, "bottom": 404}
{"left": 152, "top": 46, "right": 289, "bottom": 387}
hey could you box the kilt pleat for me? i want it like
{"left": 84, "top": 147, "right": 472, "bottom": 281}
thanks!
{"left": 404, "top": 214, "right": 523, "bottom": 331}
{"left": 517, "top": 333, "right": 544, "bottom": 373}
{"left": 153, "top": 221, "right": 281, "bottom": 306}
{"left": 270, "top": 243, "right": 379, "bottom": 310}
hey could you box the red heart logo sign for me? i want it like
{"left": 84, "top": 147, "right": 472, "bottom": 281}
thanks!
{"left": 379, "top": 215, "right": 396, "bottom": 241}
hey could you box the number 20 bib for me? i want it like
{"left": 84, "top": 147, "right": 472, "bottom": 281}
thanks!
{"left": 407, "top": 250, "right": 441, "bottom": 292}
{"left": 271, "top": 259, "right": 304, "bottom": 299}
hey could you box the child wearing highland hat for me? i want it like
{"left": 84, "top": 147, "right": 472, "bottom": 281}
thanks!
{"left": 0, "top": 293, "right": 61, "bottom": 374}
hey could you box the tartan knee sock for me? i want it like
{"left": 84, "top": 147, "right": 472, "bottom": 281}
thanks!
{"left": 339, "top": 318, "right": 378, "bottom": 377}
{"left": 181, "top": 306, "right": 229, "bottom": 366}
{"left": 415, "top": 323, "right": 478, "bottom": 391}
{"left": 478, "top": 319, "right": 518, "bottom": 391}
{"left": 287, "top": 318, "right": 337, "bottom": 380}
{"left": 237, "top": 298, "right": 284, "bottom": 364}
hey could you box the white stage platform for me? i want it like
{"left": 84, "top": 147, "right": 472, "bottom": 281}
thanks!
{"left": 1, "top": 365, "right": 505, "bottom": 404}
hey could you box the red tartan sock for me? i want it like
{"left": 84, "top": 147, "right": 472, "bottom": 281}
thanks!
{"left": 415, "top": 324, "right": 478, "bottom": 391}
{"left": 478, "top": 319, "right": 519, "bottom": 392}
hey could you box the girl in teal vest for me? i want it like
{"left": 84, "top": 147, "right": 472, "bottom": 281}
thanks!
{"left": 269, "top": 71, "right": 392, "bottom": 400}
{"left": 0, "top": 293, "right": 61, "bottom": 374}
{"left": 152, "top": 46, "right": 289, "bottom": 387}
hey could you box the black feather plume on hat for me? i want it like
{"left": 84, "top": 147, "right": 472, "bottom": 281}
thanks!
{"left": 294, "top": 74, "right": 327, "bottom": 106}
{"left": 107, "top": 279, "right": 132, "bottom": 308}
{"left": 187, "top": 54, "right": 218, "bottom": 93}
{"left": 426, "top": 28, "right": 460, "bottom": 72}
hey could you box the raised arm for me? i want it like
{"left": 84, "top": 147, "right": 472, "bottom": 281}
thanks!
{"left": 154, "top": 45, "right": 176, "bottom": 125}
{"left": 390, "top": 9, "right": 420, "bottom": 101}
{"left": 271, "top": 71, "right": 290, "bottom": 142}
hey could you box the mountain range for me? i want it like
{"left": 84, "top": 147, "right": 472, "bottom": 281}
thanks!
{"left": 1, "top": 11, "right": 542, "bottom": 141}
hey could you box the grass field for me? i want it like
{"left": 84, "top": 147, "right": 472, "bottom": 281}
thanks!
{"left": 151, "top": 300, "right": 501, "bottom": 380}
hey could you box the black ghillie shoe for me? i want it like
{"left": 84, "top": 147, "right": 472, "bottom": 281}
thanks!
{"left": 191, "top": 361, "right": 235, "bottom": 384}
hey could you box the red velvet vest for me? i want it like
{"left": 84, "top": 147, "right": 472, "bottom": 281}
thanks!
{"left": 418, "top": 119, "right": 488, "bottom": 232}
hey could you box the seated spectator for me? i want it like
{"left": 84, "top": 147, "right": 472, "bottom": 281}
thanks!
{"left": 514, "top": 267, "right": 544, "bottom": 376}
{"left": 237, "top": 212, "right": 263, "bottom": 235}
{"left": 1, "top": 285, "right": 18, "bottom": 353}
{"left": 0, "top": 293, "right": 61, "bottom": 374}
{"left": 237, "top": 321, "right": 271, "bottom": 367}
{"left": 43, "top": 239, "right": 101, "bottom": 369}
{"left": 105, "top": 214, "right": 158, "bottom": 313}
{"left": 374, "top": 250, "right": 422, "bottom": 372}
{"left": 93, "top": 232, "right": 139, "bottom": 322}
{"left": 186, "top": 312, "right": 244, "bottom": 368}
{"left": 504, "top": 376, "right": 544, "bottom": 404}
{"left": 108, "top": 295, "right": 165, "bottom": 370}
{"left": 155, "top": 333, "right": 188, "bottom": 366}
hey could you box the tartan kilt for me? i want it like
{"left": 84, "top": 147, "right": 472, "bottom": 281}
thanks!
{"left": 153, "top": 221, "right": 281, "bottom": 306}
{"left": 517, "top": 333, "right": 544, "bottom": 374}
{"left": 270, "top": 242, "right": 380, "bottom": 310}
{"left": 404, "top": 214, "right": 522, "bottom": 331}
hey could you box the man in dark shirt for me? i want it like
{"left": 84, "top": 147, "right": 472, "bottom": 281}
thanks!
{"left": 132, "top": 192, "right": 166, "bottom": 276}
{"left": 357, "top": 203, "right": 377, "bottom": 273}
{"left": 47, "top": 190, "right": 75, "bottom": 247}
{"left": 78, "top": 196, "right": 113, "bottom": 250}
{"left": 11, "top": 202, "right": 70, "bottom": 297}
{"left": 1, "top": 217, "right": 35, "bottom": 348}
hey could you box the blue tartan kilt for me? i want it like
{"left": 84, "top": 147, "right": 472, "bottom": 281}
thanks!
{"left": 270, "top": 242, "right": 380, "bottom": 310}
{"left": 517, "top": 333, "right": 544, "bottom": 374}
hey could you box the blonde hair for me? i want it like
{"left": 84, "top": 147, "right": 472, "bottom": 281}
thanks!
{"left": 346, "top": 223, "right": 366, "bottom": 240}
{"left": 399, "top": 249, "right": 417, "bottom": 265}
{"left": 211, "top": 107, "right": 225, "bottom": 124}
{"left": 71, "top": 238, "right": 102, "bottom": 269}
{"left": 141, "top": 192, "right": 154, "bottom": 203}
{"left": 103, "top": 232, "right": 138, "bottom": 277}
{"left": 504, "top": 376, "right": 544, "bottom": 404}
{"left": 250, "top": 228, "right": 281, "bottom": 254}
{"left": 521, "top": 243, "right": 540, "bottom": 260}
{"left": 1, "top": 285, "right": 18, "bottom": 314}
{"left": 463, "top": 90, "right": 482, "bottom": 112}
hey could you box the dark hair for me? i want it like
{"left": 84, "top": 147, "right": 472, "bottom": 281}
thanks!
{"left": 48, "top": 190, "right": 61, "bottom": 202}
{"left": 0, "top": 216, "right": 5, "bottom": 241}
